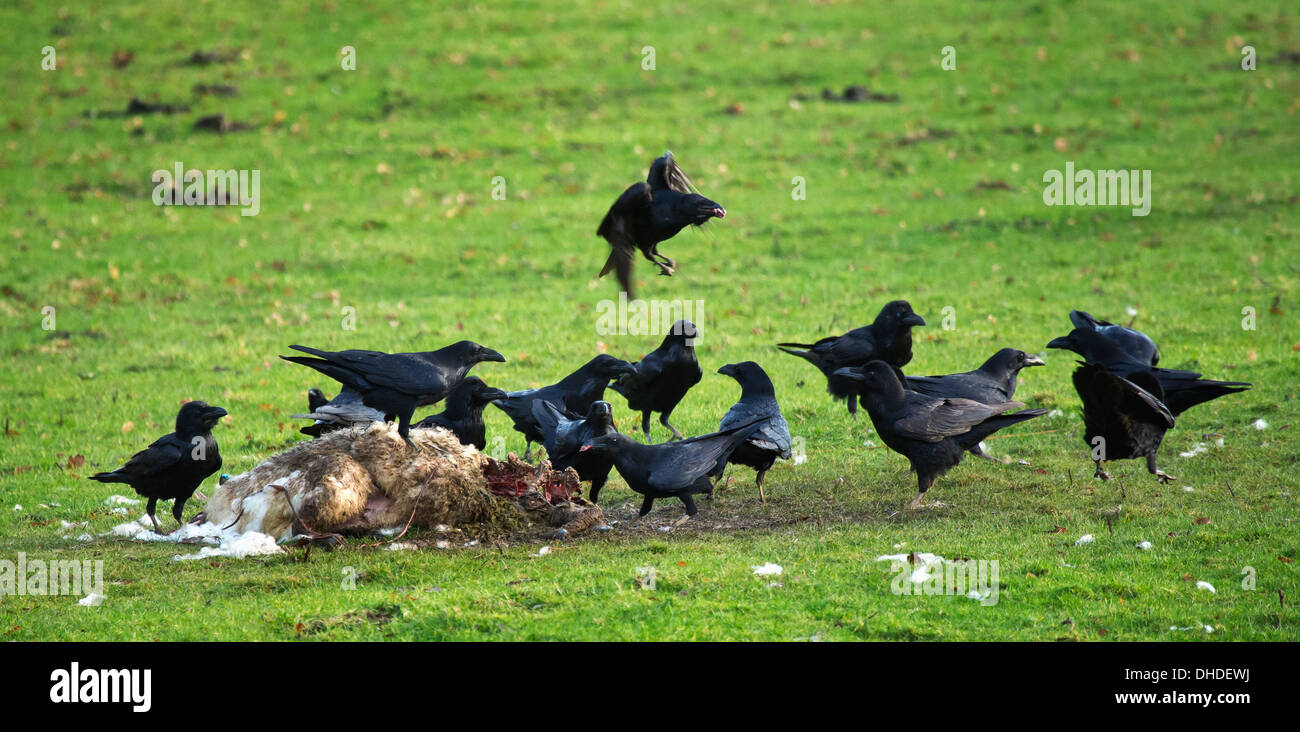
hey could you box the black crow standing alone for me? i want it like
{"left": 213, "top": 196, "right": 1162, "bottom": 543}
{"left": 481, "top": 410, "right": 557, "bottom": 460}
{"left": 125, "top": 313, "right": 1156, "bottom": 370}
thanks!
{"left": 597, "top": 151, "right": 726, "bottom": 296}
{"left": 835, "top": 362, "right": 1046, "bottom": 508}
{"left": 492, "top": 354, "right": 636, "bottom": 459}
{"left": 414, "top": 377, "right": 509, "bottom": 450}
{"left": 280, "top": 341, "right": 505, "bottom": 448}
{"left": 716, "top": 361, "right": 792, "bottom": 501}
{"left": 293, "top": 385, "right": 386, "bottom": 438}
{"left": 610, "top": 319, "right": 703, "bottom": 441}
{"left": 88, "top": 401, "right": 228, "bottom": 533}
{"left": 904, "top": 347, "right": 1045, "bottom": 462}
{"left": 777, "top": 300, "right": 926, "bottom": 417}
{"left": 1046, "top": 310, "right": 1250, "bottom": 417}
{"left": 579, "top": 418, "right": 766, "bottom": 527}
{"left": 531, "top": 400, "right": 619, "bottom": 502}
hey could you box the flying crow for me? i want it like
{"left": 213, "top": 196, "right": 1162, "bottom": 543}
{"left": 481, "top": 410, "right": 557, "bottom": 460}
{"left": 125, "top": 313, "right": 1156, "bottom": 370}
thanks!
{"left": 280, "top": 341, "right": 505, "bottom": 447}
{"left": 493, "top": 354, "right": 635, "bottom": 459}
{"left": 836, "top": 362, "right": 1046, "bottom": 508}
{"left": 88, "top": 401, "right": 227, "bottom": 533}
{"left": 716, "top": 361, "right": 792, "bottom": 501}
{"left": 597, "top": 151, "right": 726, "bottom": 296}
{"left": 778, "top": 300, "right": 925, "bottom": 417}
{"left": 610, "top": 319, "right": 703, "bottom": 441}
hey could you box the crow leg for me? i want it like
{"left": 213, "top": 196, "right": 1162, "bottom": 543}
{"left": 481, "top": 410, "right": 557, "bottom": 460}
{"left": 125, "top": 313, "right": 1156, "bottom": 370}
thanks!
{"left": 1146, "top": 454, "right": 1174, "bottom": 484}
{"left": 1093, "top": 460, "right": 1111, "bottom": 481}
{"left": 523, "top": 440, "right": 532, "bottom": 462}
{"left": 659, "top": 412, "right": 684, "bottom": 441}
{"left": 641, "top": 411, "right": 652, "bottom": 438}
{"left": 397, "top": 412, "right": 416, "bottom": 449}
{"left": 755, "top": 469, "right": 768, "bottom": 503}
{"left": 172, "top": 497, "right": 187, "bottom": 528}
{"left": 847, "top": 394, "right": 858, "bottom": 419}
{"left": 673, "top": 494, "right": 698, "bottom": 526}
{"left": 145, "top": 498, "right": 161, "bottom": 533}
{"left": 906, "top": 472, "right": 935, "bottom": 509}
{"left": 970, "top": 444, "right": 1000, "bottom": 463}
{"left": 633, "top": 495, "right": 655, "bottom": 520}
{"left": 588, "top": 476, "right": 606, "bottom": 504}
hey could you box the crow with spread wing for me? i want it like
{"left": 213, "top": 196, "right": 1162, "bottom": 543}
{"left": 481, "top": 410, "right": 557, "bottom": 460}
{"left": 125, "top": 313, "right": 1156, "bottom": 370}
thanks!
{"left": 597, "top": 151, "right": 726, "bottom": 297}
{"left": 293, "top": 385, "right": 386, "bottom": 438}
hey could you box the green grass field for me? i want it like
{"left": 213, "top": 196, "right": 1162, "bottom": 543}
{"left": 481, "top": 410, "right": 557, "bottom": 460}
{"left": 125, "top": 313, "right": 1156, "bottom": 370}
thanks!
{"left": 1, "top": 0, "right": 1296, "bottom": 641}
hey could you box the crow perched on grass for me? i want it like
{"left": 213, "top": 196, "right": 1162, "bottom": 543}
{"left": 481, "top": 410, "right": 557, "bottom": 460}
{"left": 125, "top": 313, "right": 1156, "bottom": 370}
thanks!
{"left": 904, "top": 348, "right": 1045, "bottom": 462}
{"left": 610, "top": 319, "right": 703, "bottom": 441}
{"left": 716, "top": 361, "right": 792, "bottom": 501}
{"left": 1046, "top": 310, "right": 1250, "bottom": 417}
{"left": 414, "top": 377, "right": 508, "bottom": 450}
{"left": 777, "top": 300, "right": 925, "bottom": 417}
{"left": 531, "top": 400, "right": 619, "bottom": 502}
{"left": 579, "top": 418, "right": 766, "bottom": 526}
{"left": 493, "top": 354, "right": 635, "bottom": 459}
{"left": 1068, "top": 362, "right": 1177, "bottom": 482}
{"left": 836, "top": 362, "right": 1046, "bottom": 508}
{"left": 88, "top": 401, "right": 227, "bottom": 533}
{"left": 293, "top": 385, "right": 386, "bottom": 438}
{"left": 280, "top": 341, "right": 505, "bottom": 448}
{"left": 597, "top": 151, "right": 726, "bottom": 297}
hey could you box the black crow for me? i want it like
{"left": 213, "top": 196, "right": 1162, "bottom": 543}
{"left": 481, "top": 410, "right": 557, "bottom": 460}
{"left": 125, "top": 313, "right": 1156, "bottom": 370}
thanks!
{"left": 493, "top": 354, "right": 636, "bottom": 459}
{"left": 835, "top": 362, "right": 1046, "bottom": 508}
{"left": 597, "top": 151, "right": 726, "bottom": 296}
{"left": 293, "top": 385, "right": 386, "bottom": 438}
{"left": 531, "top": 400, "right": 619, "bottom": 502}
{"left": 578, "top": 418, "right": 766, "bottom": 526}
{"left": 1069, "top": 361, "right": 1177, "bottom": 482}
{"left": 610, "top": 319, "right": 703, "bottom": 441}
{"left": 280, "top": 341, "right": 505, "bottom": 447}
{"left": 904, "top": 348, "right": 1045, "bottom": 462}
{"left": 716, "top": 361, "right": 792, "bottom": 501}
{"left": 1046, "top": 310, "right": 1250, "bottom": 417}
{"left": 414, "top": 377, "right": 508, "bottom": 450}
{"left": 777, "top": 300, "right": 926, "bottom": 417}
{"left": 88, "top": 401, "right": 227, "bottom": 533}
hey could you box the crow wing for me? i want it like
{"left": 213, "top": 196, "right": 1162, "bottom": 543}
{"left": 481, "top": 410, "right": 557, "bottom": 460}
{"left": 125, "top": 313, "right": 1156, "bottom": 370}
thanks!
{"left": 597, "top": 182, "right": 653, "bottom": 295}
{"left": 894, "top": 397, "right": 1024, "bottom": 443}
{"left": 287, "top": 346, "right": 449, "bottom": 396}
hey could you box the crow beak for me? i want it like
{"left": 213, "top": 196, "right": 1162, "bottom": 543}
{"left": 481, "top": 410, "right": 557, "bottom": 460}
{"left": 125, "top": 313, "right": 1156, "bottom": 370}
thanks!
{"left": 480, "top": 348, "right": 507, "bottom": 363}
{"left": 578, "top": 444, "right": 592, "bottom": 453}
{"left": 717, "top": 365, "right": 735, "bottom": 377}
{"left": 903, "top": 313, "right": 926, "bottom": 327}
{"left": 1045, "top": 336, "right": 1072, "bottom": 351}
{"left": 483, "top": 388, "right": 509, "bottom": 402}
{"left": 206, "top": 406, "right": 229, "bottom": 419}
{"left": 831, "top": 367, "right": 861, "bottom": 380}
{"left": 1023, "top": 354, "right": 1046, "bottom": 367}
{"left": 615, "top": 363, "right": 637, "bottom": 376}
{"left": 711, "top": 207, "right": 726, "bottom": 219}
